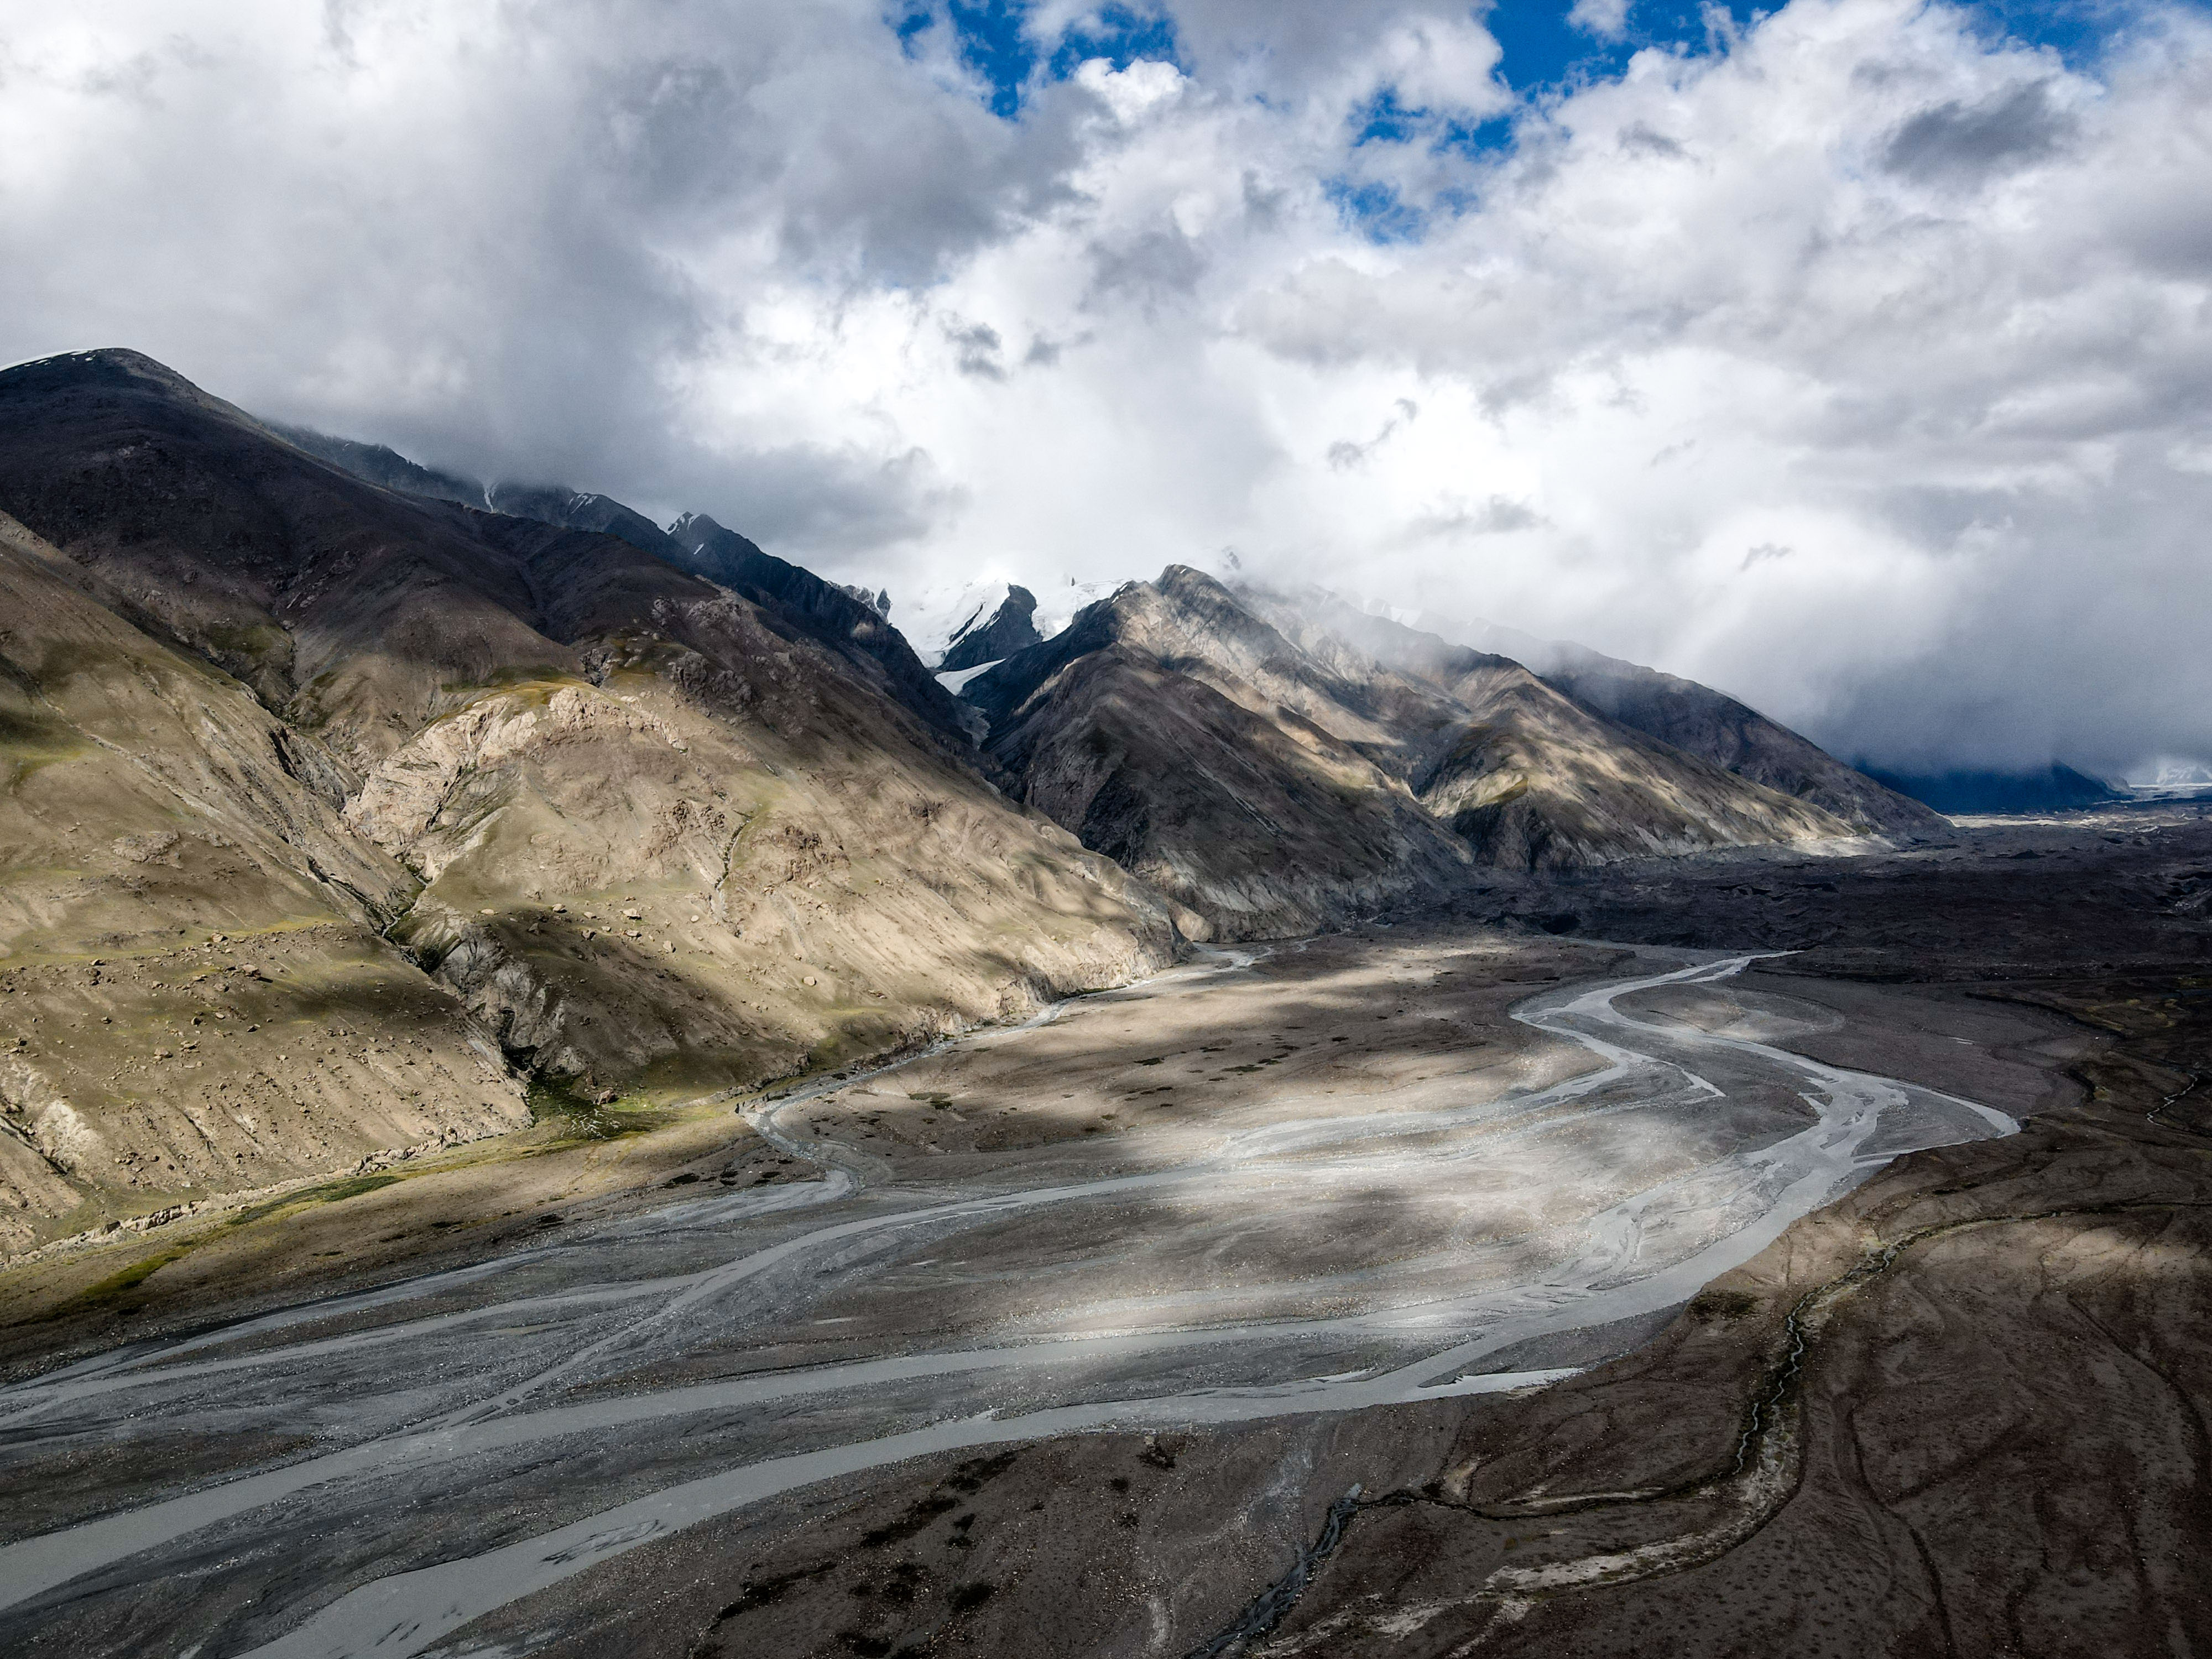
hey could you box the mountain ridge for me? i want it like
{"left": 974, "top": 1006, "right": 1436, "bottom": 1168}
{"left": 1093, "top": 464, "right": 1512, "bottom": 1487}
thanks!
{"left": 939, "top": 584, "right": 1041, "bottom": 671}
{"left": 962, "top": 565, "right": 1904, "bottom": 936}
{"left": 0, "top": 348, "right": 1183, "bottom": 1251}
{"left": 0, "top": 347, "right": 1956, "bottom": 1249}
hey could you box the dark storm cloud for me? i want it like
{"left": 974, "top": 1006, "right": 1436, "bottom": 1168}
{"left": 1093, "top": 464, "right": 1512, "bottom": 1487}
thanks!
{"left": 945, "top": 319, "right": 1009, "bottom": 378}
{"left": 1882, "top": 79, "right": 2076, "bottom": 179}
{"left": 1086, "top": 227, "right": 1208, "bottom": 307}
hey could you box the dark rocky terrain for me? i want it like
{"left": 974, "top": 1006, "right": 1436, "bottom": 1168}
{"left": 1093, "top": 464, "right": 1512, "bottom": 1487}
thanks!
{"left": 939, "top": 584, "right": 1043, "bottom": 671}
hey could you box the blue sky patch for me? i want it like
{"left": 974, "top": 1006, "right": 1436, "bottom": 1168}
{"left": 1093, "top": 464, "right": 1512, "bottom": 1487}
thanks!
{"left": 1484, "top": 1, "right": 1761, "bottom": 94}
{"left": 908, "top": 1, "right": 1181, "bottom": 117}
{"left": 1354, "top": 87, "right": 1429, "bottom": 147}
{"left": 894, "top": 5, "right": 935, "bottom": 54}
{"left": 1436, "top": 108, "right": 1523, "bottom": 159}
{"left": 1047, "top": 4, "right": 1182, "bottom": 80}
{"left": 1325, "top": 177, "right": 1431, "bottom": 243}
{"left": 1965, "top": 0, "right": 2208, "bottom": 69}
{"left": 943, "top": 0, "right": 1039, "bottom": 117}
{"left": 904, "top": 1, "right": 2206, "bottom": 125}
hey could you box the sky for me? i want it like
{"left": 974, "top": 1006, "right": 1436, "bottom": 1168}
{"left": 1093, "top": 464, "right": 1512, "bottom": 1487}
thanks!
{"left": 1, "top": 0, "right": 2209, "bottom": 779}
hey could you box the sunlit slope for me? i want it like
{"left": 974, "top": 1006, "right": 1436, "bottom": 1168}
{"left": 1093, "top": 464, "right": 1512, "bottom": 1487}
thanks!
{"left": 0, "top": 349, "right": 1183, "bottom": 1250}
{"left": 1235, "top": 583, "right": 1878, "bottom": 870}
{"left": 967, "top": 567, "right": 1870, "bottom": 932}
{"left": 0, "top": 508, "right": 526, "bottom": 1251}
{"left": 1417, "top": 607, "right": 1944, "bottom": 836}
{"left": 1415, "top": 658, "right": 1855, "bottom": 868}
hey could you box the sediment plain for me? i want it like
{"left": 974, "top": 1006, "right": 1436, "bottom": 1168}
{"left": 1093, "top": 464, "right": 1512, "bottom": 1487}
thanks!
{"left": 0, "top": 801, "right": 2206, "bottom": 1657}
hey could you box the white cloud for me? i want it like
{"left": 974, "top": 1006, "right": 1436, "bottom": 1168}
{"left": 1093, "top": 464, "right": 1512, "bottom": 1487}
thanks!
{"left": 1568, "top": 0, "right": 1634, "bottom": 42}
{"left": 1, "top": 0, "right": 2209, "bottom": 778}
{"left": 1073, "top": 55, "right": 1185, "bottom": 124}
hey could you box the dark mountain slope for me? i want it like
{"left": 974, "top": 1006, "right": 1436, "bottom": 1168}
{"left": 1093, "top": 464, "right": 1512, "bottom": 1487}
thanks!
{"left": 940, "top": 585, "right": 1041, "bottom": 671}
{"left": 1416, "top": 655, "right": 1853, "bottom": 869}
{"left": 981, "top": 567, "right": 1474, "bottom": 785}
{"left": 967, "top": 575, "right": 1475, "bottom": 938}
{"left": 983, "top": 643, "right": 1471, "bottom": 939}
{"left": 262, "top": 432, "right": 972, "bottom": 754}
{"left": 0, "top": 349, "right": 1183, "bottom": 1251}
{"left": 268, "top": 422, "right": 486, "bottom": 506}
{"left": 486, "top": 483, "right": 682, "bottom": 562}
{"left": 1118, "top": 567, "right": 1482, "bottom": 782}
{"left": 1399, "top": 604, "right": 1941, "bottom": 836}
{"left": 666, "top": 511, "right": 973, "bottom": 749}
{"left": 0, "top": 350, "right": 581, "bottom": 758}
{"left": 966, "top": 567, "right": 1865, "bottom": 922}
{"left": 1534, "top": 646, "right": 1940, "bottom": 835}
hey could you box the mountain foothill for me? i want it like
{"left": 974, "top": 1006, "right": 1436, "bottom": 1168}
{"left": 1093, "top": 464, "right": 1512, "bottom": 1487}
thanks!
{"left": 0, "top": 347, "right": 1937, "bottom": 1253}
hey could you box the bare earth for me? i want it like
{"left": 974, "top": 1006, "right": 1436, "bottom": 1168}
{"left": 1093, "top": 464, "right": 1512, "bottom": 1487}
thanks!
{"left": 1, "top": 804, "right": 2208, "bottom": 1658}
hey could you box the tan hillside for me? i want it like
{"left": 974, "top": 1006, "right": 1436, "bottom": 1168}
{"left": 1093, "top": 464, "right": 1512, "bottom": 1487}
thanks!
{"left": 1232, "top": 582, "right": 1867, "bottom": 870}
{"left": 0, "top": 351, "right": 1183, "bottom": 1253}
{"left": 0, "top": 508, "right": 526, "bottom": 1254}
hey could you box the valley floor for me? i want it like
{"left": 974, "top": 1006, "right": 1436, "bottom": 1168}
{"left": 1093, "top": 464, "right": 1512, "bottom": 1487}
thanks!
{"left": 2, "top": 804, "right": 2209, "bottom": 1658}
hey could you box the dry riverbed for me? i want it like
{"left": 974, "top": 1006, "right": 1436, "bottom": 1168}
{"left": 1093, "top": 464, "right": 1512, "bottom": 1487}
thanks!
{"left": 6, "top": 807, "right": 2208, "bottom": 1659}
{"left": 0, "top": 916, "right": 2052, "bottom": 1659}
{"left": 0, "top": 932, "right": 1604, "bottom": 1366}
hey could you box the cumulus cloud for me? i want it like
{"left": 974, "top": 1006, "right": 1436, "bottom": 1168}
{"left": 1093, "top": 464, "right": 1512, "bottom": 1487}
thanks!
{"left": 1, "top": 0, "right": 2208, "bottom": 778}
{"left": 1568, "top": 0, "right": 1635, "bottom": 42}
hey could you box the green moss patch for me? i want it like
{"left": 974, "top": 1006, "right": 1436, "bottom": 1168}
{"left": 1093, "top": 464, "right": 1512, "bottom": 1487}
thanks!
{"left": 34, "top": 1242, "right": 198, "bottom": 1323}
{"left": 525, "top": 1076, "right": 675, "bottom": 1145}
{"left": 228, "top": 1173, "right": 402, "bottom": 1229}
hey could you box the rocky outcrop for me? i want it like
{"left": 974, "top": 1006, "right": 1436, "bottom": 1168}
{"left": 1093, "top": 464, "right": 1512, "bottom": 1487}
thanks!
{"left": 940, "top": 585, "right": 1042, "bottom": 671}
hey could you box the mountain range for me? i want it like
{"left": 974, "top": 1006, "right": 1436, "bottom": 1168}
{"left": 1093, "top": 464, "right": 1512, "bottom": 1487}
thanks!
{"left": 0, "top": 347, "right": 1938, "bottom": 1250}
